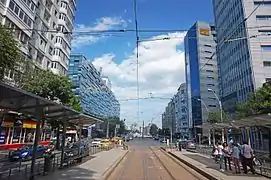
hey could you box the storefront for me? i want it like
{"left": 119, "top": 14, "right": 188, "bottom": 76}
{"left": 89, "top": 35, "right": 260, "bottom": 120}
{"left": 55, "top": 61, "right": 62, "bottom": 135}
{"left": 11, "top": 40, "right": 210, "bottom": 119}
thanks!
{"left": 0, "top": 113, "right": 51, "bottom": 150}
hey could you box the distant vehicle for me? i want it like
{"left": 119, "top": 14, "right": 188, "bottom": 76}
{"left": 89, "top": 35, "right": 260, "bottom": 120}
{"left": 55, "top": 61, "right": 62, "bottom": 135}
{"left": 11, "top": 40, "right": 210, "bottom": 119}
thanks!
{"left": 129, "top": 136, "right": 133, "bottom": 140}
{"left": 160, "top": 138, "right": 166, "bottom": 143}
{"left": 91, "top": 138, "right": 101, "bottom": 147}
{"left": 187, "top": 141, "right": 196, "bottom": 150}
{"left": 153, "top": 136, "right": 159, "bottom": 140}
{"left": 9, "top": 144, "right": 47, "bottom": 162}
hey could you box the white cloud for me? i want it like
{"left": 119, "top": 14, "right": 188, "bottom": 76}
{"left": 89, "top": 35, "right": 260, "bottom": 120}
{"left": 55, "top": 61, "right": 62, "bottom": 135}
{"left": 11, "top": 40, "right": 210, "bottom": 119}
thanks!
{"left": 92, "top": 32, "right": 187, "bottom": 127}
{"left": 72, "top": 17, "right": 127, "bottom": 48}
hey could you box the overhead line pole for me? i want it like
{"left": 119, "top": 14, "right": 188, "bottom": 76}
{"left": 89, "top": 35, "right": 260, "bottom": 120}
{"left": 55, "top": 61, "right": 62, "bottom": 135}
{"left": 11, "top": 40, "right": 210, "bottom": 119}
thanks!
{"left": 133, "top": 0, "right": 141, "bottom": 138}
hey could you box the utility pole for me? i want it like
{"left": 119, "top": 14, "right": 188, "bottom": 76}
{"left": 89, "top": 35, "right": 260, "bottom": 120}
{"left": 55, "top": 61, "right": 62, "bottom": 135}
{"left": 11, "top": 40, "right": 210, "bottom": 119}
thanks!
{"left": 142, "top": 120, "right": 144, "bottom": 138}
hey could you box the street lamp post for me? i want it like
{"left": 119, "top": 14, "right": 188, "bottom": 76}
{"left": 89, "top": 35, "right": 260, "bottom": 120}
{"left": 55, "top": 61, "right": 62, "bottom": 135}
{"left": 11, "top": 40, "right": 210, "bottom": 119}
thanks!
{"left": 208, "top": 88, "right": 225, "bottom": 143}
{"left": 197, "top": 99, "right": 212, "bottom": 146}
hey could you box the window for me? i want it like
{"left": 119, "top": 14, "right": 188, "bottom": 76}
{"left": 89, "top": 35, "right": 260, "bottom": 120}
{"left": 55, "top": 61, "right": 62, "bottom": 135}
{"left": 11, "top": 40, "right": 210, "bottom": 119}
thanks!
{"left": 204, "top": 44, "right": 212, "bottom": 47}
{"left": 206, "top": 70, "right": 214, "bottom": 73}
{"left": 207, "top": 83, "right": 215, "bottom": 86}
{"left": 254, "top": 1, "right": 271, "bottom": 6}
{"left": 263, "top": 61, "right": 271, "bottom": 67}
{"left": 258, "top": 30, "right": 271, "bottom": 35}
{"left": 266, "top": 78, "right": 271, "bottom": 82}
{"left": 206, "top": 63, "right": 213, "bottom": 66}
{"left": 208, "top": 97, "right": 216, "bottom": 100}
{"left": 207, "top": 76, "right": 214, "bottom": 79}
{"left": 205, "top": 50, "right": 212, "bottom": 54}
{"left": 9, "top": 0, "right": 32, "bottom": 27}
{"left": 208, "top": 105, "right": 217, "bottom": 108}
{"left": 261, "top": 45, "right": 271, "bottom": 51}
{"left": 256, "top": 15, "right": 271, "bottom": 20}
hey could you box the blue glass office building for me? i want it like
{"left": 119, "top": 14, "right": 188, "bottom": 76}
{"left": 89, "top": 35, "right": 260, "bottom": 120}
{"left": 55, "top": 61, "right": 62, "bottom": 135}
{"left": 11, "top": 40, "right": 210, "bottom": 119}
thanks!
{"left": 68, "top": 54, "right": 120, "bottom": 118}
{"left": 185, "top": 22, "right": 220, "bottom": 137}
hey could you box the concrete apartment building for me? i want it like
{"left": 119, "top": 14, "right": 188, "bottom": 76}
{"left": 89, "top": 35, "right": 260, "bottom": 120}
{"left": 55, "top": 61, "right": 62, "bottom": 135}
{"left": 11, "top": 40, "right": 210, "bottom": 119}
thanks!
{"left": 175, "top": 83, "right": 189, "bottom": 139}
{"left": 185, "top": 21, "right": 220, "bottom": 137}
{"left": 68, "top": 54, "right": 120, "bottom": 118}
{"left": 161, "top": 83, "right": 189, "bottom": 138}
{"left": 212, "top": 0, "right": 271, "bottom": 113}
{"left": 0, "top": 0, "right": 76, "bottom": 80}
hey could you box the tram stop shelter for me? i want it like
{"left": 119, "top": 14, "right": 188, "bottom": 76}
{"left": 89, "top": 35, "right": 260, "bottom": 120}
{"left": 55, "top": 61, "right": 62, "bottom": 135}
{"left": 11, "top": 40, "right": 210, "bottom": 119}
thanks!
{"left": 0, "top": 82, "right": 102, "bottom": 180}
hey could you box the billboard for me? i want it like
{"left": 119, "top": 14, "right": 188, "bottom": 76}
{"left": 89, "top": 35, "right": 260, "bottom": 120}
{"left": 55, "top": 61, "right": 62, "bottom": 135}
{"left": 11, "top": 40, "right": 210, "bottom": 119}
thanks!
{"left": 199, "top": 28, "right": 210, "bottom": 36}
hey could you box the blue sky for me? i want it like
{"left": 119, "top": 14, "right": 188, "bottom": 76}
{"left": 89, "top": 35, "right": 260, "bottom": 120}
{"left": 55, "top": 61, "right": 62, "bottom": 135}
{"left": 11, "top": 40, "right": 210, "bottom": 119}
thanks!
{"left": 72, "top": 0, "right": 214, "bottom": 127}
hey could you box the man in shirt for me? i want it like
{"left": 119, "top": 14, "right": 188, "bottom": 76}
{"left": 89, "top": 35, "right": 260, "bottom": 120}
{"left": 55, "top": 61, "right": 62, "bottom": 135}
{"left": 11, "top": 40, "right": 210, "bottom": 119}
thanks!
{"left": 241, "top": 141, "right": 255, "bottom": 174}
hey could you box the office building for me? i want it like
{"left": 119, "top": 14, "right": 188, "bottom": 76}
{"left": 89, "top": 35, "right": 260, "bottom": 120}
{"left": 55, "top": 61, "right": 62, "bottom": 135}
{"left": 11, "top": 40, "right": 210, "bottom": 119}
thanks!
{"left": 185, "top": 21, "right": 220, "bottom": 137}
{"left": 0, "top": 0, "right": 76, "bottom": 80}
{"left": 162, "top": 100, "right": 176, "bottom": 134}
{"left": 212, "top": 0, "right": 271, "bottom": 113}
{"left": 68, "top": 54, "right": 120, "bottom": 118}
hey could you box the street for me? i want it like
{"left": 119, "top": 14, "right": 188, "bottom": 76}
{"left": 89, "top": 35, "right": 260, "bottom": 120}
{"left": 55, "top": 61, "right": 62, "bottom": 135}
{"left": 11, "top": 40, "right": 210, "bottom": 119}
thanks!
{"left": 106, "top": 138, "right": 206, "bottom": 180}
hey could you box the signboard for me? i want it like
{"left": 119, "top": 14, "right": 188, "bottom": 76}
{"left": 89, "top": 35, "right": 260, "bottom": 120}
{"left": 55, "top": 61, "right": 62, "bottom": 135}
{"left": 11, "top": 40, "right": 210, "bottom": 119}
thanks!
{"left": 199, "top": 28, "right": 210, "bottom": 36}
{"left": 116, "top": 124, "right": 120, "bottom": 129}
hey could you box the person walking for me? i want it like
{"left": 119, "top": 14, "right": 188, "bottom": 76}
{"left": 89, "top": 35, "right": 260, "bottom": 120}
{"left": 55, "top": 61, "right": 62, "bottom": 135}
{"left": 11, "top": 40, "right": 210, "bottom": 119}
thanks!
{"left": 241, "top": 141, "right": 255, "bottom": 174}
{"left": 212, "top": 142, "right": 219, "bottom": 163}
{"left": 223, "top": 142, "right": 232, "bottom": 171}
{"left": 231, "top": 142, "right": 241, "bottom": 174}
{"left": 217, "top": 141, "right": 224, "bottom": 172}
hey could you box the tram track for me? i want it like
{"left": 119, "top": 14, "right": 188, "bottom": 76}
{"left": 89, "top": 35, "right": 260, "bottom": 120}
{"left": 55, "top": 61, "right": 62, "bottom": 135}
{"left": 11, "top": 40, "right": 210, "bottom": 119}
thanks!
{"left": 105, "top": 147, "right": 207, "bottom": 180}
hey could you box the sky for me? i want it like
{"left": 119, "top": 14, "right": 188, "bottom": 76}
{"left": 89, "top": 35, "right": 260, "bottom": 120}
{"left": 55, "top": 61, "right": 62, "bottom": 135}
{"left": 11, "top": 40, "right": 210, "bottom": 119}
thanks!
{"left": 71, "top": 0, "right": 214, "bottom": 128}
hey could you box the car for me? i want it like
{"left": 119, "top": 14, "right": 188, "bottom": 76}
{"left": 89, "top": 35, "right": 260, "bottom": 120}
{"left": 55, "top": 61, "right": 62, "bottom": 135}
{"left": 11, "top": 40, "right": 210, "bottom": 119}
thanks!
{"left": 91, "top": 138, "right": 101, "bottom": 147}
{"left": 9, "top": 144, "right": 47, "bottom": 162}
{"left": 100, "top": 139, "right": 112, "bottom": 150}
{"left": 187, "top": 141, "right": 196, "bottom": 150}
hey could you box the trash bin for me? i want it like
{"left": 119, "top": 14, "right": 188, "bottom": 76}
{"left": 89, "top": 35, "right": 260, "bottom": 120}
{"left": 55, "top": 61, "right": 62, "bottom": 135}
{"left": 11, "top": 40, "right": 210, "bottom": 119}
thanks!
{"left": 43, "top": 154, "right": 54, "bottom": 174}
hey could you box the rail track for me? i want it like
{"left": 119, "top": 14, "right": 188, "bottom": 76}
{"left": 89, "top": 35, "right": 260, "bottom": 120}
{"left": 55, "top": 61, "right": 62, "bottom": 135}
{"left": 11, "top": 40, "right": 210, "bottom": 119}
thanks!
{"left": 105, "top": 147, "right": 207, "bottom": 180}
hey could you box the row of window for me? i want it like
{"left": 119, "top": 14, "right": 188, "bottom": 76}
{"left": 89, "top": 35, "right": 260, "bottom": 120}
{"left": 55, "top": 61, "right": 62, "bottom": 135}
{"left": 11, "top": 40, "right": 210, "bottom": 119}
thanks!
{"left": 5, "top": 18, "right": 29, "bottom": 44}
{"left": 254, "top": 1, "right": 271, "bottom": 6}
{"left": 21, "top": 0, "right": 35, "bottom": 11}
{"left": 256, "top": 15, "right": 271, "bottom": 20}
{"left": 9, "top": 0, "right": 32, "bottom": 27}
{"left": 261, "top": 45, "right": 271, "bottom": 51}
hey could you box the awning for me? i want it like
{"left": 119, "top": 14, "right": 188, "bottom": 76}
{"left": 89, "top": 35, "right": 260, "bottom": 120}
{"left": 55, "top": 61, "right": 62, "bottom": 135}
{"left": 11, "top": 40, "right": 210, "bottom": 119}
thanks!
{"left": 0, "top": 82, "right": 102, "bottom": 125}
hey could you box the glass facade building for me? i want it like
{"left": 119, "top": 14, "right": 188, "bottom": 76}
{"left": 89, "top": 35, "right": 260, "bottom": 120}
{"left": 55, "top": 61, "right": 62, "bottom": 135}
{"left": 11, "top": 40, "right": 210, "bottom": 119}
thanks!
{"left": 68, "top": 54, "right": 120, "bottom": 118}
{"left": 185, "top": 21, "right": 220, "bottom": 137}
{"left": 213, "top": 0, "right": 271, "bottom": 113}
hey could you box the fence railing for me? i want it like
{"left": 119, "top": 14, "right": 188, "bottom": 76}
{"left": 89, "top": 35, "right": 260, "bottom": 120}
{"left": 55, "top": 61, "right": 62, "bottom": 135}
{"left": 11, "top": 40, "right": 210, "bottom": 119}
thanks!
{"left": 0, "top": 145, "right": 115, "bottom": 180}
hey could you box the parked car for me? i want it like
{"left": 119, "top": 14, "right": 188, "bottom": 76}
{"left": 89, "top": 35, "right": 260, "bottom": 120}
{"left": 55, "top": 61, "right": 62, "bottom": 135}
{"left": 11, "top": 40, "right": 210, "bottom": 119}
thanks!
{"left": 9, "top": 144, "right": 47, "bottom": 162}
{"left": 100, "top": 139, "right": 112, "bottom": 150}
{"left": 187, "top": 141, "right": 196, "bottom": 150}
{"left": 91, "top": 138, "right": 101, "bottom": 147}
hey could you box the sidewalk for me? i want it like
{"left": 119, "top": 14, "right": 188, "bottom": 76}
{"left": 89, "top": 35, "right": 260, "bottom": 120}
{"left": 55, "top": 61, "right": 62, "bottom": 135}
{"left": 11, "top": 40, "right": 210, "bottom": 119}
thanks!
{"left": 38, "top": 147, "right": 127, "bottom": 180}
{"left": 169, "top": 149, "right": 269, "bottom": 180}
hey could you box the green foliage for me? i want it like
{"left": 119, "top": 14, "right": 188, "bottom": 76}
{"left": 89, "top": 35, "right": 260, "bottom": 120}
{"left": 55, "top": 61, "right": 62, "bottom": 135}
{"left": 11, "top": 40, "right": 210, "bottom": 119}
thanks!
{"left": 236, "top": 82, "right": 271, "bottom": 118}
{"left": 149, "top": 124, "right": 158, "bottom": 136}
{"left": 101, "top": 117, "right": 127, "bottom": 137}
{"left": 0, "top": 25, "right": 21, "bottom": 79}
{"left": 207, "top": 110, "right": 229, "bottom": 124}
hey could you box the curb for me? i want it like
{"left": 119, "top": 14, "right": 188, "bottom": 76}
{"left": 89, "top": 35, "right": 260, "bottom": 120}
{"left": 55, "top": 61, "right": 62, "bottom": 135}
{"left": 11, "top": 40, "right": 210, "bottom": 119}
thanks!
{"left": 102, "top": 149, "right": 129, "bottom": 180}
{"left": 160, "top": 147, "right": 220, "bottom": 180}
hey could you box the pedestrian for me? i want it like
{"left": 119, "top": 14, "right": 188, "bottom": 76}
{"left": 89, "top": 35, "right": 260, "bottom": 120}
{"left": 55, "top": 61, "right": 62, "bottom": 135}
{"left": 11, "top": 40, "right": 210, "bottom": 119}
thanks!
{"left": 231, "top": 142, "right": 241, "bottom": 174}
{"left": 241, "top": 141, "right": 255, "bottom": 174}
{"left": 223, "top": 142, "right": 232, "bottom": 171}
{"left": 212, "top": 142, "right": 219, "bottom": 163}
{"left": 217, "top": 141, "right": 224, "bottom": 172}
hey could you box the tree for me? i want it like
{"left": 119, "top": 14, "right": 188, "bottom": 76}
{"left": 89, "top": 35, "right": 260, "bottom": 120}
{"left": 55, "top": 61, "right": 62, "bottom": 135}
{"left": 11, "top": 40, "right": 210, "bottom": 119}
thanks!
{"left": 236, "top": 82, "right": 271, "bottom": 118}
{"left": 0, "top": 25, "right": 21, "bottom": 80}
{"left": 21, "top": 69, "right": 79, "bottom": 107}
{"left": 208, "top": 110, "right": 230, "bottom": 124}
{"left": 101, "top": 117, "right": 127, "bottom": 137}
{"left": 149, "top": 124, "right": 158, "bottom": 136}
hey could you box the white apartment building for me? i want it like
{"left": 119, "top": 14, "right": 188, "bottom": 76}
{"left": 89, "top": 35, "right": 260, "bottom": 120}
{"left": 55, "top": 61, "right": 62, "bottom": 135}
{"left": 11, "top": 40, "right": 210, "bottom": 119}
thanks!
{"left": 0, "top": 0, "right": 76, "bottom": 79}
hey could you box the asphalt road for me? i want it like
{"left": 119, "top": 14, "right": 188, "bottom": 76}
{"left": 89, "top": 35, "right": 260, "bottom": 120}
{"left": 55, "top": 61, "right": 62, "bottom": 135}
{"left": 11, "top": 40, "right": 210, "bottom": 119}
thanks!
{"left": 106, "top": 138, "right": 207, "bottom": 180}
